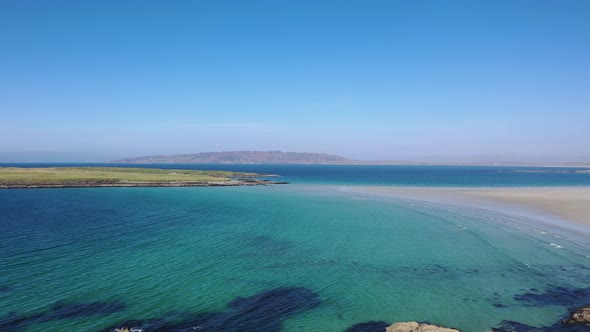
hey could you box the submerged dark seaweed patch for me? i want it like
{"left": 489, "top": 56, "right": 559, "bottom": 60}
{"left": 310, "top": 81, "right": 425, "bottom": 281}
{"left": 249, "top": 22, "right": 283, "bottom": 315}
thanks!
{"left": 490, "top": 286, "right": 590, "bottom": 331}
{"left": 0, "top": 300, "right": 125, "bottom": 332}
{"left": 0, "top": 311, "right": 44, "bottom": 332}
{"left": 47, "top": 301, "right": 126, "bottom": 319}
{"left": 99, "top": 318, "right": 170, "bottom": 331}
{"left": 101, "top": 287, "right": 321, "bottom": 332}
{"left": 344, "top": 321, "right": 389, "bottom": 332}
{"left": 492, "top": 320, "right": 539, "bottom": 331}
{"left": 487, "top": 292, "right": 510, "bottom": 308}
{"left": 492, "top": 319, "right": 590, "bottom": 332}
{"left": 514, "top": 286, "right": 590, "bottom": 306}
{"left": 0, "top": 285, "right": 14, "bottom": 294}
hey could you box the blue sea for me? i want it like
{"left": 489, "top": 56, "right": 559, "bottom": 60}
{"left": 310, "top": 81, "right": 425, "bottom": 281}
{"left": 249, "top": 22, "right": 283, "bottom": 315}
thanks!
{"left": 1, "top": 165, "right": 590, "bottom": 332}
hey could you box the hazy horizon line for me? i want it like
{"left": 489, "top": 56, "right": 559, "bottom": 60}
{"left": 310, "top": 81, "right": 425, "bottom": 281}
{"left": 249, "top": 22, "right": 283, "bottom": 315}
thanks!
{"left": 1, "top": 150, "right": 589, "bottom": 165}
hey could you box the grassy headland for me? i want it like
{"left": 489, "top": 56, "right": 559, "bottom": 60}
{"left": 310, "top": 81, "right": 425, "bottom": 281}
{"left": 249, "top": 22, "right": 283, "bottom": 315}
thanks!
{"left": 0, "top": 167, "right": 283, "bottom": 188}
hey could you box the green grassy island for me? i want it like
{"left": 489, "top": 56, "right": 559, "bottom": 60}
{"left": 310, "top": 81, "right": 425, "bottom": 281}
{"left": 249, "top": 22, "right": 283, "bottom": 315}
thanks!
{"left": 0, "top": 167, "right": 285, "bottom": 188}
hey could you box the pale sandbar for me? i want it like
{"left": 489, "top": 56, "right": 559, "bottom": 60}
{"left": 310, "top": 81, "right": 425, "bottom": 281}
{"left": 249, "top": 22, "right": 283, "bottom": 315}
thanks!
{"left": 343, "top": 186, "right": 590, "bottom": 231}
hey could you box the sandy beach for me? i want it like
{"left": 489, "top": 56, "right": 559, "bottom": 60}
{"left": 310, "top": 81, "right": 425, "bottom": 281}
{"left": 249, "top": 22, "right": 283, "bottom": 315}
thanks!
{"left": 343, "top": 186, "right": 590, "bottom": 231}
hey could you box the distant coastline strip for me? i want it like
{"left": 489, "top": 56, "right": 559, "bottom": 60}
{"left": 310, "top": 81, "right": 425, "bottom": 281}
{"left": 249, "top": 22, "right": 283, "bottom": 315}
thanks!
{"left": 0, "top": 167, "right": 287, "bottom": 189}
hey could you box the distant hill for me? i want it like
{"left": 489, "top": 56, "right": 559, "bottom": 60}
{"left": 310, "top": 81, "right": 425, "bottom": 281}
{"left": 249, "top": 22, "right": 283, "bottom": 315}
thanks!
{"left": 112, "top": 151, "right": 366, "bottom": 164}
{"left": 111, "top": 151, "right": 590, "bottom": 166}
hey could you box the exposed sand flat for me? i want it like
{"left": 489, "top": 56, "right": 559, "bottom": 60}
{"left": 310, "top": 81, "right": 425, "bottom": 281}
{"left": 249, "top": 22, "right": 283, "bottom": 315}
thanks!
{"left": 344, "top": 186, "right": 590, "bottom": 229}
{"left": 463, "top": 187, "right": 590, "bottom": 226}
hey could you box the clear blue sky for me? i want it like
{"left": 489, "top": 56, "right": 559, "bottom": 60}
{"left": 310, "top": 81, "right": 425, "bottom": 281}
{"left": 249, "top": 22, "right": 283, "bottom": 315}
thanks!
{"left": 1, "top": 0, "right": 589, "bottom": 162}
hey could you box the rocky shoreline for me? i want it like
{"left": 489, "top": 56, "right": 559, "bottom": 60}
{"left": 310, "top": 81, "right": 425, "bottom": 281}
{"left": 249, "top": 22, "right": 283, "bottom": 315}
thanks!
{"left": 345, "top": 304, "right": 590, "bottom": 332}
{"left": 346, "top": 321, "right": 460, "bottom": 332}
{"left": 387, "top": 322, "right": 460, "bottom": 332}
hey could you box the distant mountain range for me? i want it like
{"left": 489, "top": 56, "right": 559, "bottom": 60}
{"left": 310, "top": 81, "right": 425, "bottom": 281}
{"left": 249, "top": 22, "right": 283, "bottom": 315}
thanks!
{"left": 111, "top": 151, "right": 590, "bottom": 166}
{"left": 112, "top": 151, "right": 369, "bottom": 164}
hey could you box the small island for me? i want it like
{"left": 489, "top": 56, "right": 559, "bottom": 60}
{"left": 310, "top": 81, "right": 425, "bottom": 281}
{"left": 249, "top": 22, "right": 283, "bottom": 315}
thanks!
{"left": 0, "top": 167, "right": 287, "bottom": 189}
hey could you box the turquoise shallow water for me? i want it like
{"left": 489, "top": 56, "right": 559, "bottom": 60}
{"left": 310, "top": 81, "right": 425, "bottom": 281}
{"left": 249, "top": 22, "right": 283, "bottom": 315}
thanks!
{"left": 1, "top": 180, "right": 589, "bottom": 331}
{"left": 0, "top": 186, "right": 590, "bottom": 331}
